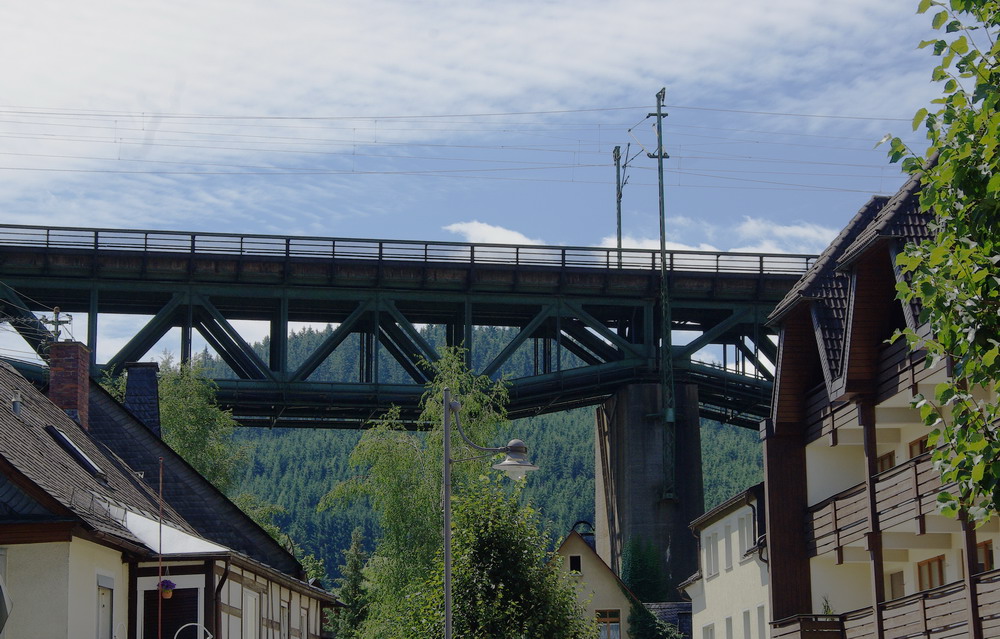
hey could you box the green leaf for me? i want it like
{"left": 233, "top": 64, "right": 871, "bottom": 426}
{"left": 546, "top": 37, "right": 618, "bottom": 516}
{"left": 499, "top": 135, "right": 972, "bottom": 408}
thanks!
{"left": 932, "top": 10, "right": 949, "bottom": 29}
{"left": 918, "top": 0, "right": 933, "bottom": 12}
{"left": 913, "top": 108, "right": 929, "bottom": 131}
{"left": 951, "top": 36, "right": 969, "bottom": 54}
{"left": 987, "top": 172, "right": 1000, "bottom": 194}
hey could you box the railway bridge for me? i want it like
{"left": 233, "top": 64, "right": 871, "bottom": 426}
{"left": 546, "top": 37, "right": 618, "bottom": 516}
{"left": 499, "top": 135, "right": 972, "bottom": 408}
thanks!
{"left": 0, "top": 223, "right": 814, "bottom": 594}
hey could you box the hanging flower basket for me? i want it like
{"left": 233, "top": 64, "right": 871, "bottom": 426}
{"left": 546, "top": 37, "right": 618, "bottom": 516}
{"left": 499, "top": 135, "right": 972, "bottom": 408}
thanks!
{"left": 158, "top": 579, "right": 176, "bottom": 599}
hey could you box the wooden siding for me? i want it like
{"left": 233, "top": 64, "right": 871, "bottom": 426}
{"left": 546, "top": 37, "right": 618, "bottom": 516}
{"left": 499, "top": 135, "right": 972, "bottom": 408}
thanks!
{"left": 882, "top": 581, "right": 968, "bottom": 638}
{"left": 842, "top": 607, "right": 876, "bottom": 639}
{"left": 807, "top": 483, "right": 868, "bottom": 557}
{"left": 874, "top": 453, "right": 960, "bottom": 531}
{"left": 772, "top": 616, "right": 844, "bottom": 639}
{"left": 770, "top": 570, "right": 1000, "bottom": 639}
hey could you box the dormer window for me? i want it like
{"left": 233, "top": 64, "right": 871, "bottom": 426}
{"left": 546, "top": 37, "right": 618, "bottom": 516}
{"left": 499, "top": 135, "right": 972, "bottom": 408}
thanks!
{"left": 45, "top": 425, "right": 106, "bottom": 482}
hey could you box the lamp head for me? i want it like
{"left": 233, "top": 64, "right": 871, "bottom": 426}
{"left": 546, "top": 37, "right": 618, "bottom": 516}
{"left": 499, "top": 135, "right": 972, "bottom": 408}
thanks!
{"left": 492, "top": 439, "right": 539, "bottom": 481}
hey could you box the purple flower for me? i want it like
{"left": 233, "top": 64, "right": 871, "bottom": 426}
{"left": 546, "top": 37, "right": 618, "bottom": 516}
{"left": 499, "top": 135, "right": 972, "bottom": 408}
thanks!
{"left": 158, "top": 579, "right": 176, "bottom": 591}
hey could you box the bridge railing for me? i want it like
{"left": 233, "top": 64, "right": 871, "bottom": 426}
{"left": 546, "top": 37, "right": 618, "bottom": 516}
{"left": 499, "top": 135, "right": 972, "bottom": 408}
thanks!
{"left": 0, "top": 224, "right": 816, "bottom": 275}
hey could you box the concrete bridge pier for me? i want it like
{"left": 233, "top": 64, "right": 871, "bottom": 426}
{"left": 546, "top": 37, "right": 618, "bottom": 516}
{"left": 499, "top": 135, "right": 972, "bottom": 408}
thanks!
{"left": 595, "top": 383, "right": 704, "bottom": 599}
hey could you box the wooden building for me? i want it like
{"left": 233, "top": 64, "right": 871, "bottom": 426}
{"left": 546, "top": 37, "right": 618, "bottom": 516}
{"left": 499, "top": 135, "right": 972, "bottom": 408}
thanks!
{"left": 763, "top": 173, "right": 1000, "bottom": 638}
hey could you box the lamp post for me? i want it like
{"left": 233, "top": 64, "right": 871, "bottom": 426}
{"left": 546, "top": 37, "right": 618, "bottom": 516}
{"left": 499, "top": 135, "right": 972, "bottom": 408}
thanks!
{"left": 442, "top": 387, "right": 539, "bottom": 639}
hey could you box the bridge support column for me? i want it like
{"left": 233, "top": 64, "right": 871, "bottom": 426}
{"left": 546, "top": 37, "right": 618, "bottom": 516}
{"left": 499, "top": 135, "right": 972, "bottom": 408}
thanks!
{"left": 595, "top": 383, "right": 703, "bottom": 599}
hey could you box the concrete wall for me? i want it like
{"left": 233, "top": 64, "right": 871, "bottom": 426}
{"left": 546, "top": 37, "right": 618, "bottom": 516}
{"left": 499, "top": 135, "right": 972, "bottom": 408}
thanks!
{"left": 595, "top": 383, "right": 704, "bottom": 597}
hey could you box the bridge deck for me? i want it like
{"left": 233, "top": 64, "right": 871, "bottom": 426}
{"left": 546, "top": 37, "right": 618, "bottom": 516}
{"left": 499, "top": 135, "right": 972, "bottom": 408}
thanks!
{"left": 0, "top": 224, "right": 815, "bottom": 428}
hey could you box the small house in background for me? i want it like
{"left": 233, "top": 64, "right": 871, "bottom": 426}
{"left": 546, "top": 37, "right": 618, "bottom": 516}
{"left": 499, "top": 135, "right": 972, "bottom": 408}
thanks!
{"left": 0, "top": 341, "right": 339, "bottom": 638}
{"left": 557, "top": 523, "right": 691, "bottom": 639}
{"left": 679, "top": 483, "right": 768, "bottom": 639}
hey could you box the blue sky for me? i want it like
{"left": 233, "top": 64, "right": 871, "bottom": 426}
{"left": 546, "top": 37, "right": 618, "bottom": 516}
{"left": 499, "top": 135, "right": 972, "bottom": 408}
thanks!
{"left": 0, "top": 1, "right": 946, "bottom": 362}
{"left": 0, "top": 0, "right": 942, "bottom": 254}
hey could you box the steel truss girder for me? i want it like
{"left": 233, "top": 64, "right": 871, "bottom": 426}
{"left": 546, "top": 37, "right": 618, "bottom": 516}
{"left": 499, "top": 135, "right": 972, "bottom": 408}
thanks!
{"left": 0, "top": 254, "right": 791, "bottom": 428}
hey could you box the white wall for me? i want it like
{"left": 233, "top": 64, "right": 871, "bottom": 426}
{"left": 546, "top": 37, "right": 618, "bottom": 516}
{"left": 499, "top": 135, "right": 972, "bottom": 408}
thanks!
{"left": 689, "top": 502, "right": 770, "bottom": 639}
{"left": 805, "top": 441, "right": 865, "bottom": 506}
{"left": 4, "top": 542, "right": 70, "bottom": 638}
{"left": 810, "top": 556, "right": 872, "bottom": 615}
{"left": 68, "top": 539, "right": 130, "bottom": 639}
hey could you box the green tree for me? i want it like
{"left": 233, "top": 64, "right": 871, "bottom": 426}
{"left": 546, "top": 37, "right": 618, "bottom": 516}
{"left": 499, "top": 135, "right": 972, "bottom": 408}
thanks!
{"left": 156, "top": 354, "right": 246, "bottom": 494}
{"left": 319, "top": 347, "right": 510, "bottom": 638}
{"left": 321, "top": 348, "right": 595, "bottom": 638}
{"left": 402, "top": 475, "right": 595, "bottom": 639}
{"left": 888, "top": 0, "right": 1000, "bottom": 522}
{"left": 331, "top": 528, "right": 369, "bottom": 639}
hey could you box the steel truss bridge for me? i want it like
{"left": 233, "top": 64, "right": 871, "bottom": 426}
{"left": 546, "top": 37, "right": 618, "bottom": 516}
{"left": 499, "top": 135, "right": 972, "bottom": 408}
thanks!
{"left": 0, "top": 224, "right": 814, "bottom": 429}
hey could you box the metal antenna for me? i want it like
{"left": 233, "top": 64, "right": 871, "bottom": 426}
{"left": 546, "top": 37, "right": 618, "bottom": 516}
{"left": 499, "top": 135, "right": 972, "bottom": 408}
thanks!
{"left": 42, "top": 306, "right": 73, "bottom": 342}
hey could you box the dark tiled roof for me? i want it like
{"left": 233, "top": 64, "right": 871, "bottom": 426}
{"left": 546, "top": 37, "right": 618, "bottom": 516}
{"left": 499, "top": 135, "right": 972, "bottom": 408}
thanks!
{"left": 0, "top": 361, "right": 191, "bottom": 550}
{"left": 646, "top": 601, "right": 692, "bottom": 638}
{"left": 839, "top": 173, "right": 932, "bottom": 267}
{"left": 767, "top": 171, "right": 934, "bottom": 387}
{"left": 768, "top": 196, "right": 888, "bottom": 326}
{"left": 87, "top": 383, "right": 303, "bottom": 576}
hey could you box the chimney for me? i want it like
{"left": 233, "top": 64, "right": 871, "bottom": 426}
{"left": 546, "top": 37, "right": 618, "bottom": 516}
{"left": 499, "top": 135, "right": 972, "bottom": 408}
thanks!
{"left": 48, "top": 341, "right": 91, "bottom": 430}
{"left": 124, "top": 362, "right": 161, "bottom": 437}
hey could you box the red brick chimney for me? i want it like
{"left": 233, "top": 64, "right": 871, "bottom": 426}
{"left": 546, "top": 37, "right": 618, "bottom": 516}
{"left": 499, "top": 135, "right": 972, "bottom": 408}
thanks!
{"left": 48, "top": 341, "right": 91, "bottom": 430}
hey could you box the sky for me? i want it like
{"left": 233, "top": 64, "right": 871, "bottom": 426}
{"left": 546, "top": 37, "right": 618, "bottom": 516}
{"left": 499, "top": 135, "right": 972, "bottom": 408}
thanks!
{"left": 0, "top": 1, "right": 947, "bottom": 362}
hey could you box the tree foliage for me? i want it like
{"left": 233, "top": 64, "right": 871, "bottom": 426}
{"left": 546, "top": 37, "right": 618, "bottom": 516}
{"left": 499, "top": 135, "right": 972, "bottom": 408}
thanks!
{"left": 331, "top": 527, "right": 369, "bottom": 639}
{"left": 320, "top": 348, "right": 600, "bottom": 638}
{"left": 889, "top": 0, "right": 1000, "bottom": 521}
{"left": 401, "top": 475, "right": 596, "bottom": 639}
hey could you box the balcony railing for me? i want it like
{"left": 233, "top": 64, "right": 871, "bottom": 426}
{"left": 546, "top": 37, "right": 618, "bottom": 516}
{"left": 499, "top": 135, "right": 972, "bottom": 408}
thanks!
{"left": 772, "top": 615, "right": 843, "bottom": 638}
{"left": 0, "top": 223, "right": 817, "bottom": 275}
{"left": 875, "top": 452, "right": 959, "bottom": 531}
{"left": 807, "top": 483, "right": 869, "bottom": 557}
{"left": 770, "top": 569, "right": 1000, "bottom": 639}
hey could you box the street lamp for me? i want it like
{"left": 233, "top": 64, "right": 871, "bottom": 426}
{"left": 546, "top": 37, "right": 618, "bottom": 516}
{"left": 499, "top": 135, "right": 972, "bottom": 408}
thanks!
{"left": 442, "top": 387, "right": 538, "bottom": 639}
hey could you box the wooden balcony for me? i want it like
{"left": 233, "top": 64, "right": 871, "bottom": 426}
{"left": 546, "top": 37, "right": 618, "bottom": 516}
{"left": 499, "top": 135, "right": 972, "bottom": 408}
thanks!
{"left": 842, "top": 608, "right": 875, "bottom": 639}
{"left": 772, "top": 615, "right": 844, "bottom": 639}
{"left": 882, "top": 581, "right": 967, "bottom": 638}
{"left": 807, "top": 483, "right": 868, "bottom": 557}
{"left": 874, "top": 452, "right": 959, "bottom": 531}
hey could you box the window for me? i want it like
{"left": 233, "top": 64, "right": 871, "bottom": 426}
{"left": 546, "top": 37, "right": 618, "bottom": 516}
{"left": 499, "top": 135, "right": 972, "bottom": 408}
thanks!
{"left": 757, "top": 605, "right": 766, "bottom": 639}
{"left": 888, "top": 571, "right": 905, "bottom": 599}
{"left": 300, "top": 609, "right": 309, "bottom": 639}
{"left": 737, "top": 514, "right": 754, "bottom": 556}
{"left": 742, "top": 610, "right": 751, "bottom": 639}
{"left": 569, "top": 555, "right": 582, "bottom": 572}
{"left": 724, "top": 525, "right": 733, "bottom": 570}
{"left": 725, "top": 616, "right": 733, "bottom": 639}
{"left": 977, "top": 540, "right": 994, "bottom": 573}
{"left": 280, "top": 602, "right": 290, "bottom": 639}
{"left": 918, "top": 555, "right": 946, "bottom": 590}
{"left": 705, "top": 532, "right": 720, "bottom": 576}
{"left": 702, "top": 623, "right": 715, "bottom": 639}
{"left": 597, "top": 610, "right": 621, "bottom": 639}
{"left": 909, "top": 435, "right": 930, "bottom": 459}
{"left": 876, "top": 451, "right": 896, "bottom": 473}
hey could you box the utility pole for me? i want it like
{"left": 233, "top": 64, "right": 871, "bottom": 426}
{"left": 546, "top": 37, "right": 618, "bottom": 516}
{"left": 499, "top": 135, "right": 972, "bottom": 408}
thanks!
{"left": 614, "top": 145, "right": 623, "bottom": 268}
{"left": 647, "top": 87, "right": 676, "bottom": 500}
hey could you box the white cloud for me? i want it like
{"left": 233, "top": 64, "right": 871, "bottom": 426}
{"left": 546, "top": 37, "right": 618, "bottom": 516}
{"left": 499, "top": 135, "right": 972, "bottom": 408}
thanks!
{"left": 598, "top": 234, "right": 719, "bottom": 253}
{"left": 731, "top": 217, "right": 839, "bottom": 254}
{"left": 443, "top": 221, "right": 544, "bottom": 245}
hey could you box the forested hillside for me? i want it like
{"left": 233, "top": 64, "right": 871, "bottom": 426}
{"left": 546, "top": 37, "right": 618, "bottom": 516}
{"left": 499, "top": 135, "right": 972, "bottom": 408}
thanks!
{"left": 207, "top": 326, "right": 761, "bottom": 581}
